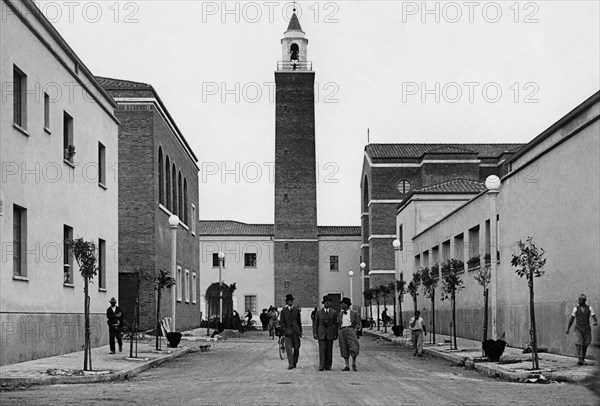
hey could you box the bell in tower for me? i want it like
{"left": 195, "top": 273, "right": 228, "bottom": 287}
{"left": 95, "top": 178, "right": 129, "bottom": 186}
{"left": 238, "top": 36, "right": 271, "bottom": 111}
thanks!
{"left": 279, "top": 11, "right": 311, "bottom": 71}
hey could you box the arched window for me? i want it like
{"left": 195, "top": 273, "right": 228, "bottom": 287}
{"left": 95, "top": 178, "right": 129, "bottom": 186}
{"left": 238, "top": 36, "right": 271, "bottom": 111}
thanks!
{"left": 165, "top": 156, "right": 171, "bottom": 211}
{"left": 172, "top": 163, "right": 177, "bottom": 215}
{"left": 158, "top": 148, "right": 164, "bottom": 205}
{"left": 290, "top": 43, "right": 299, "bottom": 61}
{"left": 183, "top": 178, "right": 188, "bottom": 224}
{"left": 362, "top": 176, "right": 369, "bottom": 212}
{"left": 178, "top": 171, "right": 183, "bottom": 219}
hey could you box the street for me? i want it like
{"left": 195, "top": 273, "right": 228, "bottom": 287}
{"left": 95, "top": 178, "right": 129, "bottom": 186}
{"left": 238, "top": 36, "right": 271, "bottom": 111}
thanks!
{"left": 1, "top": 331, "right": 597, "bottom": 406}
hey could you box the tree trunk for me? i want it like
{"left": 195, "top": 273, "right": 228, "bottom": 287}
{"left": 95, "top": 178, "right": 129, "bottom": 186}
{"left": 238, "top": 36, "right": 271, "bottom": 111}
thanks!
{"left": 398, "top": 294, "right": 403, "bottom": 329}
{"left": 529, "top": 273, "right": 539, "bottom": 370}
{"left": 452, "top": 291, "right": 457, "bottom": 350}
{"left": 393, "top": 296, "right": 397, "bottom": 326}
{"left": 84, "top": 277, "right": 91, "bottom": 371}
{"left": 156, "top": 290, "right": 161, "bottom": 351}
{"left": 413, "top": 296, "right": 417, "bottom": 315}
{"left": 431, "top": 289, "right": 436, "bottom": 344}
{"left": 383, "top": 296, "right": 387, "bottom": 333}
{"left": 483, "top": 288, "right": 489, "bottom": 343}
{"left": 376, "top": 300, "right": 381, "bottom": 330}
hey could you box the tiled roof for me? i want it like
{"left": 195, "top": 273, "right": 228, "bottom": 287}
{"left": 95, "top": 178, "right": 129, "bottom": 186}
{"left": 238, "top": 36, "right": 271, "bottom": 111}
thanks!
{"left": 286, "top": 12, "right": 303, "bottom": 32}
{"left": 198, "top": 221, "right": 360, "bottom": 237}
{"left": 366, "top": 144, "right": 525, "bottom": 159}
{"left": 199, "top": 221, "right": 273, "bottom": 236}
{"left": 95, "top": 76, "right": 153, "bottom": 90}
{"left": 416, "top": 179, "right": 486, "bottom": 193}
{"left": 318, "top": 226, "right": 361, "bottom": 236}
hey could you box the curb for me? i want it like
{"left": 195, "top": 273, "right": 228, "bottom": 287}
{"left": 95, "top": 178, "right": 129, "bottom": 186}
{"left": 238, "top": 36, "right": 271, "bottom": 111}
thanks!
{"left": 0, "top": 346, "right": 194, "bottom": 390}
{"left": 363, "top": 330, "right": 594, "bottom": 384}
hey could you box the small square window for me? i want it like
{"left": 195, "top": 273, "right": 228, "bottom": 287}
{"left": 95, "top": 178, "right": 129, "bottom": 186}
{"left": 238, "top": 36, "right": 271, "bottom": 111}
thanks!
{"left": 245, "top": 295, "right": 257, "bottom": 313}
{"left": 244, "top": 253, "right": 257, "bottom": 267}
{"left": 329, "top": 255, "right": 339, "bottom": 271}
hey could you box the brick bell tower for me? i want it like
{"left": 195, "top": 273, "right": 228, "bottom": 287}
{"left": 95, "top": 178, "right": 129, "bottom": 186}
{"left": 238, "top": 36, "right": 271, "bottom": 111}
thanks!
{"left": 273, "top": 12, "right": 318, "bottom": 308}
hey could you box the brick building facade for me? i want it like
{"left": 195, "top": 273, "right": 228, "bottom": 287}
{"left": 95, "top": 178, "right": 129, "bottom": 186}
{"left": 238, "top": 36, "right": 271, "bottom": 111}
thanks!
{"left": 97, "top": 77, "right": 201, "bottom": 332}
{"left": 360, "top": 144, "right": 524, "bottom": 303}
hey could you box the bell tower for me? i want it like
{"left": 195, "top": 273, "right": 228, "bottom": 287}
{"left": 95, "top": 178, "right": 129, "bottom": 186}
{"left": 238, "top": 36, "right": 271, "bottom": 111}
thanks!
{"left": 273, "top": 12, "right": 318, "bottom": 307}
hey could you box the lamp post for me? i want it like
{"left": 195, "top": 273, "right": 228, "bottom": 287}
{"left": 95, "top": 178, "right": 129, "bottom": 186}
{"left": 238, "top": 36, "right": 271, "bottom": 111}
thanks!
{"left": 348, "top": 270, "right": 354, "bottom": 310}
{"left": 392, "top": 239, "right": 401, "bottom": 327}
{"left": 218, "top": 252, "right": 225, "bottom": 325}
{"left": 168, "top": 215, "right": 179, "bottom": 331}
{"left": 485, "top": 175, "right": 500, "bottom": 340}
{"left": 360, "top": 262, "right": 366, "bottom": 318}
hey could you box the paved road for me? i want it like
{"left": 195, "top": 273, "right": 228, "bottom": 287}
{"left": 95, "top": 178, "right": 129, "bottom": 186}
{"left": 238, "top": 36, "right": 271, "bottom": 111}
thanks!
{"left": 1, "top": 332, "right": 597, "bottom": 406}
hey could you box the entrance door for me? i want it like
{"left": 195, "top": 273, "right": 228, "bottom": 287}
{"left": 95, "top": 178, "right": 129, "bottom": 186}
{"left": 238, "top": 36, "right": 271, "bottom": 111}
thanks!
{"left": 328, "top": 293, "right": 342, "bottom": 313}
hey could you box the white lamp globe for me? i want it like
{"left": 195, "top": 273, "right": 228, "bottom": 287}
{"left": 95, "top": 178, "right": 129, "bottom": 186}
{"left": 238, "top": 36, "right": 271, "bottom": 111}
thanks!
{"left": 168, "top": 215, "right": 180, "bottom": 227}
{"left": 349, "top": 270, "right": 354, "bottom": 277}
{"left": 360, "top": 262, "right": 366, "bottom": 270}
{"left": 392, "top": 239, "right": 401, "bottom": 249}
{"left": 218, "top": 252, "right": 225, "bottom": 259}
{"left": 485, "top": 175, "right": 501, "bottom": 191}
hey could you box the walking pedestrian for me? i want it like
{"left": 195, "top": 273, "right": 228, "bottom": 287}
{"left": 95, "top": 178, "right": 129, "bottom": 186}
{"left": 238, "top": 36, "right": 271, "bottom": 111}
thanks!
{"left": 280, "top": 294, "right": 302, "bottom": 369}
{"left": 268, "top": 306, "right": 280, "bottom": 339}
{"left": 566, "top": 293, "right": 598, "bottom": 365}
{"left": 381, "top": 308, "right": 390, "bottom": 326}
{"left": 313, "top": 296, "right": 338, "bottom": 371}
{"left": 410, "top": 310, "right": 426, "bottom": 357}
{"left": 338, "top": 297, "right": 361, "bottom": 371}
{"left": 106, "top": 297, "right": 123, "bottom": 354}
{"left": 260, "top": 309, "right": 269, "bottom": 331}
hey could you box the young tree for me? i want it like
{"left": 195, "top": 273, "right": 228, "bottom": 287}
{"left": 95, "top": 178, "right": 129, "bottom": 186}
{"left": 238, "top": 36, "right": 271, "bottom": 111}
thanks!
{"left": 474, "top": 265, "right": 492, "bottom": 347}
{"left": 362, "top": 288, "right": 374, "bottom": 327}
{"left": 420, "top": 267, "right": 437, "bottom": 344}
{"left": 395, "top": 278, "right": 407, "bottom": 330}
{"left": 65, "top": 238, "right": 98, "bottom": 371}
{"left": 380, "top": 284, "right": 392, "bottom": 333}
{"left": 441, "top": 259, "right": 465, "bottom": 350}
{"left": 153, "top": 269, "right": 176, "bottom": 351}
{"left": 511, "top": 237, "right": 546, "bottom": 370}
{"left": 371, "top": 286, "right": 382, "bottom": 330}
{"left": 408, "top": 271, "right": 421, "bottom": 314}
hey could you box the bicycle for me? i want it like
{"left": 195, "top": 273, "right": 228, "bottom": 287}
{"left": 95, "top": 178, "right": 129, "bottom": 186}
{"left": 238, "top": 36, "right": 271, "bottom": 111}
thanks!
{"left": 275, "top": 325, "right": 286, "bottom": 359}
{"left": 240, "top": 319, "right": 257, "bottom": 332}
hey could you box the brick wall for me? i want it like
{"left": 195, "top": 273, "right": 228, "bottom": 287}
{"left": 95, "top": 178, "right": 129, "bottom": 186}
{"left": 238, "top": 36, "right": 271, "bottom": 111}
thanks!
{"left": 274, "top": 241, "right": 319, "bottom": 307}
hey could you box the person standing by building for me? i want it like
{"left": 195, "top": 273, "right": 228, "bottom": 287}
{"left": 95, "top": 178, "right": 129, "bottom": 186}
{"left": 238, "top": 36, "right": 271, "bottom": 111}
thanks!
{"left": 280, "top": 294, "right": 302, "bottom": 369}
{"left": 338, "top": 297, "right": 361, "bottom": 371}
{"left": 566, "top": 294, "right": 598, "bottom": 365}
{"left": 313, "top": 296, "right": 338, "bottom": 371}
{"left": 106, "top": 297, "right": 123, "bottom": 354}
{"left": 260, "top": 309, "right": 269, "bottom": 331}
{"left": 410, "top": 310, "right": 426, "bottom": 357}
{"left": 268, "top": 306, "right": 279, "bottom": 339}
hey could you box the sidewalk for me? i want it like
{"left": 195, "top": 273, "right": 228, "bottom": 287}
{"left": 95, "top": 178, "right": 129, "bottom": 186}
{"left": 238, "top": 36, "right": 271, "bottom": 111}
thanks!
{"left": 0, "top": 328, "right": 215, "bottom": 390}
{"left": 363, "top": 327, "right": 598, "bottom": 384}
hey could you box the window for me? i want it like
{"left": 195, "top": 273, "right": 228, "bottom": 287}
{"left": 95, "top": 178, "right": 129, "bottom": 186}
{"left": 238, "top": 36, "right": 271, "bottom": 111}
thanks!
{"left": 397, "top": 179, "right": 411, "bottom": 194}
{"left": 284, "top": 243, "right": 289, "bottom": 250}
{"left": 398, "top": 225, "right": 403, "bottom": 251}
{"left": 98, "top": 142, "right": 106, "bottom": 186}
{"left": 212, "top": 253, "right": 224, "bottom": 267}
{"left": 158, "top": 148, "right": 164, "bottom": 205}
{"left": 183, "top": 178, "right": 188, "bottom": 224}
{"left": 63, "top": 112, "right": 74, "bottom": 162}
{"left": 329, "top": 255, "right": 339, "bottom": 271}
{"left": 192, "top": 272, "right": 197, "bottom": 304}
{"left": 176, "top": 267, "right": 182, "bottom": 301}
{"left": 165, "top": 156, "right": 171, "bottom": 210}
{"left": 64, "top": 225, "right": 73, "bottom": 284}
{"left": 13, "top": 205, "right": 27, "bottom": 277}
{"left": 244, "top": 253, "right": 257, "bottom": 267}
{"left": 283, "top": 193, "right": 289, "bottom": 202}
{"left": 44, "top": 93, "right": 50, "bottom": 130}
{"left": 172, "top": 164, "right": 177, "bottom": 215}
{"left": 245, "top": 295, "right": 257, "bottom": 313}
{"left": 185, "top": 269, "right": 190, "bottom": 303}
{"left": 13, "top": 66, "right": 26, "bottom": 128}
{"left": 98, "top": 239, "right": 106, "bottom": 289}
{"left": 191, "top": 204, "right": 196, "bottom": 234}
{"left": 178, "top": 171, "right": 183, "bottom": 217}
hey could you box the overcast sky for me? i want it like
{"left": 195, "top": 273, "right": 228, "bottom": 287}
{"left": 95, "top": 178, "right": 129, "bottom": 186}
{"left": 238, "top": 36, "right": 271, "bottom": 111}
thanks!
{"left": 39, "top": 0, "right": 600, "bottom": 226}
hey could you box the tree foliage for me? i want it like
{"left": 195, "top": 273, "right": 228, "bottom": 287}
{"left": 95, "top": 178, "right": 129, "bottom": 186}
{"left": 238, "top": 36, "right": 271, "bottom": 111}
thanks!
{"left": 420, "top": 267, "right": 437, "bottom": 299}
{"left": 440, "top": 259, "right": 465, "bottom": 301}
{"left": 66, "top": 238, "right": 97, "bottom": 279}
{"left": 511, "top": 237, "right": 546, "bottom": 280}
{"left": 474, "top": 265, "right": 491, "bottom": 289}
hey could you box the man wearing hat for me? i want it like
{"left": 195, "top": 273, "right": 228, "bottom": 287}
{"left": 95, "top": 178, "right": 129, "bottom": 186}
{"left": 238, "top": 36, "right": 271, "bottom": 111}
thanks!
{"left": 337, "top": 297, "right": 361, "bottom": 371}
{"left": 566, "top": 293, "right": 598, "bottom": 365}
{"left": 313, "top": 295, "right": 339, "bottom": 371}
{"left": 280, "top": 294, "right": 302, "bottom": 369}
{"left": 106, "top": 297, "right": 123, "bottom": 354}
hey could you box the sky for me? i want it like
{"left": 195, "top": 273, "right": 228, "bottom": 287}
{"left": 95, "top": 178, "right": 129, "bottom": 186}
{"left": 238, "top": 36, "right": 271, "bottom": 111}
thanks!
{"left": 37, "top": 0, "right": 600, "bottom": 226}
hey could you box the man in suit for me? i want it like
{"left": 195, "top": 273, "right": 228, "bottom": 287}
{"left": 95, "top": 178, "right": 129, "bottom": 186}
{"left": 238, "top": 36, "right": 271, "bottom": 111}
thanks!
{"left": 106, "top": 297, "right": 123, "bottom": 354}
{"left": 280, "top": 294, "right": 302, "bottom": 369}
{"left": 313, "top": 295, "right": 338, "bottom": 371}
{"left": 338, "top": 297, "right": 361, "bottom": 371}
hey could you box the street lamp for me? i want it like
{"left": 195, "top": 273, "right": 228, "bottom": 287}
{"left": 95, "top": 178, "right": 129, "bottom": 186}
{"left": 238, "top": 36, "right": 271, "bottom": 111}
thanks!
{"left": 485, "top": 175, "right": 500, "bottom": 340}
{"left": 392, "top": 239, "right": 401, "bottom": 326}
{"left": 348, "top": 270, "right": 354, "bottom": 310}
{"left": 218, "top": 252, "right": 225, "bottom": 325}
{"left": 168, "top": 214, "right": 179, "bottom": 331}
{"left": 360, "top": 262, "right": 366, "bottom": 318}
